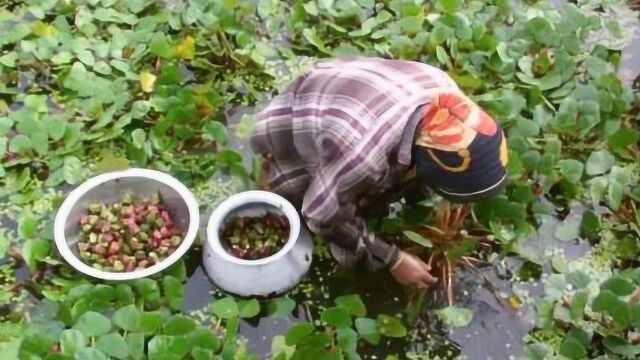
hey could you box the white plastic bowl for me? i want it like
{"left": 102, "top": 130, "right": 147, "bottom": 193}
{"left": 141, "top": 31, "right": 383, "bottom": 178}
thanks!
{"left": 203, "top": 190, "right": 313, "bottom": 296}
{"left": 54, "top": 168, "right": 200, "bottom": 281}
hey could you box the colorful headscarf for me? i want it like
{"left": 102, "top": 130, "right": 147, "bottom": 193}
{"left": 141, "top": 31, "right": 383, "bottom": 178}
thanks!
{"left": 414, "top": 90, "right": 508, "bottom": 203}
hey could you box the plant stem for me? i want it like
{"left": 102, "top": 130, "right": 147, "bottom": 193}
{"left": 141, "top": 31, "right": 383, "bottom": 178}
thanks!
{"left": 423, "top": 225, "right": 445, "bottom": 236}
{"left": 461, "top": 256, "right": 481, "bottom": 265}
{"left": 440, "top": 202, "right": 450, "bottom": 232}
{"left": 427, "top": 252, "right": 436, "bottom": 267}
{"left": 446, "top": 258, "right": 453, "bottom": 307}
{"left": 450, "top": 205, "right": 462, "bottom": 228}
{"left": 470, "top": 208, "right": 479, "bottom": 224}
{"left": 303, "top": 301, "right": 314, "bottom": 323}
{"left": 441, "top": 262, "right": 448, "bottom": 305}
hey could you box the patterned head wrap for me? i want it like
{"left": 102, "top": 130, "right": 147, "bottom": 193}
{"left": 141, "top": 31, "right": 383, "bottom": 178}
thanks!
{"left": 414, "top": 90, "right": 508, "bottom": 203}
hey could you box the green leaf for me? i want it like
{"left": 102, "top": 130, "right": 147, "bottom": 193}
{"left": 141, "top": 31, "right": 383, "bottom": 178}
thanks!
{"left": 18, "top": 214, "right": 38, "bottom": 239}
{"left": 266, "top": 297, "right": 296, "bottom": 318}
{"left": 187, "top": 328, "right": 220, "bottom": 351}
{"left": 526, "top": 17, "right": 555, "bottom": 45}
{"left": 524, "top": 343, "right": 549, "bottom": 360}
{"left": 302, "top": 28, "right": 331, "bottom": 55}
{"left": 435, "top": 0, "right": 461, "bottom": 14}
{"left": 23, "top": 96, "right": 47, "bottom": 113}
{"left": 284, "top": 323, "right": 314, "bottom": 346}
{"left": 148, "top": 335, "right": 191, "bottom": 360}
{"left": 559, "top": 337, "right": 587, "bottom": 359}
{"left": 125, "top": 0, "right": 147, "bottom": 13}
{"left": 601, "top": 275, "right": 635, "bottom": 296}
{"left": 603, "top": 336, "right": 640, "bottom": 357}
{"left": 59, "top": 329, "right": 86, "bottom": 354}
{"left": 0, "top": 231, "right": 9, "bottom": 262}
{"left": 435, "top": 306, "right": 473, "bottom": 327}
{"left": 140, "top": 311, "right": 164, "bottom": 333}
{"left": 302, "top": 1, "right": 318, "bottom": 16}
{"left": 52, "top": 51, "right": 73, "bottom": 64}
{"left": 237, "top": 299, "right": 260, "bottom": 318}
{"left": 554, "top": 217, "right": 581, "bottom": 241}
{"left": 134, "top": 278, "right": 161, "bottom": 306}
{"left": 0, "top": 137, "right": 6, "bottom": 161}
{"left": 608, "top": 129, "right": 640, "bottom": 153}
{"left": 0, "top": 338, "right": 22, "bottom": 360}
{"left": 96, "top": 332, "right": 129, "bottom": 359}
{"left": 202, "top": 121, "right": 227, "bottom": 143}
{"left": 336, "top": 328, "right": 358, "bottom": 352}
{"left": 335, "top": 295, "right": 366, "bottom": 317}
{"left": 566, "top": 271, "right": 591, "bottom": 289}
{"left": 94, "top": 152, "right": 129, "bottom": 174}
{"left": 435, "top": 46, "right": 449, "bottom": 65}
{"left": 93, "top": 61, "right": 111, "bottom": 75}
{"left": 585, "top": 150, "right": 615, "bottom": 175}
{"left": 318, "top": 0, "right": 334, "bottom": 10}
{"left": 150, "top": 33, "right": 173, "bottom": 59}
{"left": 210, "top": 297, "right": 239, "bottom": 319}
{"left": 164, "top": 315, "right": 196, "bottom": 335}
{"left": 191, "top": 347, "right": 214, "bottom": 360}
{"left": 580, "top": 211, "right": 600, "bottom": 238}
{"left": 126, "top": 333, "right": 144, "bottom": 360}
{"left": 21, "top": 239, "right": 51, "bottom": 270}
{"left": 570, "top": 290, "right": 588, "bottom": 322}
{"left": 609, "top": 302, "right": 631, "bottom": 329}
{"left": 76, "top": 50, "right": 95, "bottom": 66}
{"left": 589, "top": 176, "right": 609, "bottom": 203}
{"left": 73, "top": 348, "right": 109, "bottom": 360}
{"left": 162, "top": 275, "right": 183, "bottom": 311}
{"left": 73, "top": 311, "right": 111, "bottom": 337}
{"left": 131, "top": 100, "right": 151, "bottom": 119}
{"left": 559, "top": 159, "right": 584, "bottom": 184}
{"left": 9, "top": 134, "right": 31, "bottom": 153}
{"left": 44, "top": 117, "right": 66, "bottom": 140}
{"left": 376, "top": 315, "right": 406, "bottom": 337}
{"left": 31, "top": 132, "right": 48, "bottom": 156}
{"left": 321, "top": 307, "right": 351, "bottom": 329}
{"left": 632, "top": 304, "right": 640, "bottom": 328}
{"left": 113, "top": 304, "right": 141, "bottom": 332}
{"left": 402, "top": 231, "right": 432, "bottom": 247}
{"left": 271, "top": 335, "right": 295, "bottom": 359}
{"left": 355, "top": 317, "right": 380, "bottom": 345}
{"left": 592, "top": 290, "right": 618, "bottom": 313}
{"left": 608, "top": 180, "right": 623, "bottom": 210}
{"left": 131, "top": 129, "right": 146, "bottom": 148}
{"left": 0, "top": 51, "right": 18, "bottom": 67}
{"left": 63, "top": 156, "right": 83, "bottom": 185}
{"left": 114, "top": 284, "right": 134, "bottom": 306}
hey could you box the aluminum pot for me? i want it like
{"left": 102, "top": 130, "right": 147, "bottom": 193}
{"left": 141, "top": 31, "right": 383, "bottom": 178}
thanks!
{"left": 54, "top": 168, "right": 200, "bottom": 281}
{"left": 203, "top": 191, "right": 313, "bottom": 297}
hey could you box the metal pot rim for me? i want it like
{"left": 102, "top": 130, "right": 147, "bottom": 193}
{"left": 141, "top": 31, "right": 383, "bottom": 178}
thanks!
{"left": 54, "top": 168, "right": 200, "bottom": 281}
{"left": 206, "top": 190, "right": 301, "bottom": 266}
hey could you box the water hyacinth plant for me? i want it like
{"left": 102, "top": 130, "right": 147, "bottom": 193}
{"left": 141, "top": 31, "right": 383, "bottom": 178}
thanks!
{"left": 401, "top": 202, "right": 485, "bottom": 298}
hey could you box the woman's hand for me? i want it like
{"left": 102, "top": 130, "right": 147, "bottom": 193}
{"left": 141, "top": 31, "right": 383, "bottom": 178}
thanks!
{"left": 390, "top": 251, "right": 438, "bottom": 289}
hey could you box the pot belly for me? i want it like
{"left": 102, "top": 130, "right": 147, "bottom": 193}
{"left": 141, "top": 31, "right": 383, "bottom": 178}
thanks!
{"left": 203, "top": 227, "right": 313, "bottom": 297}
